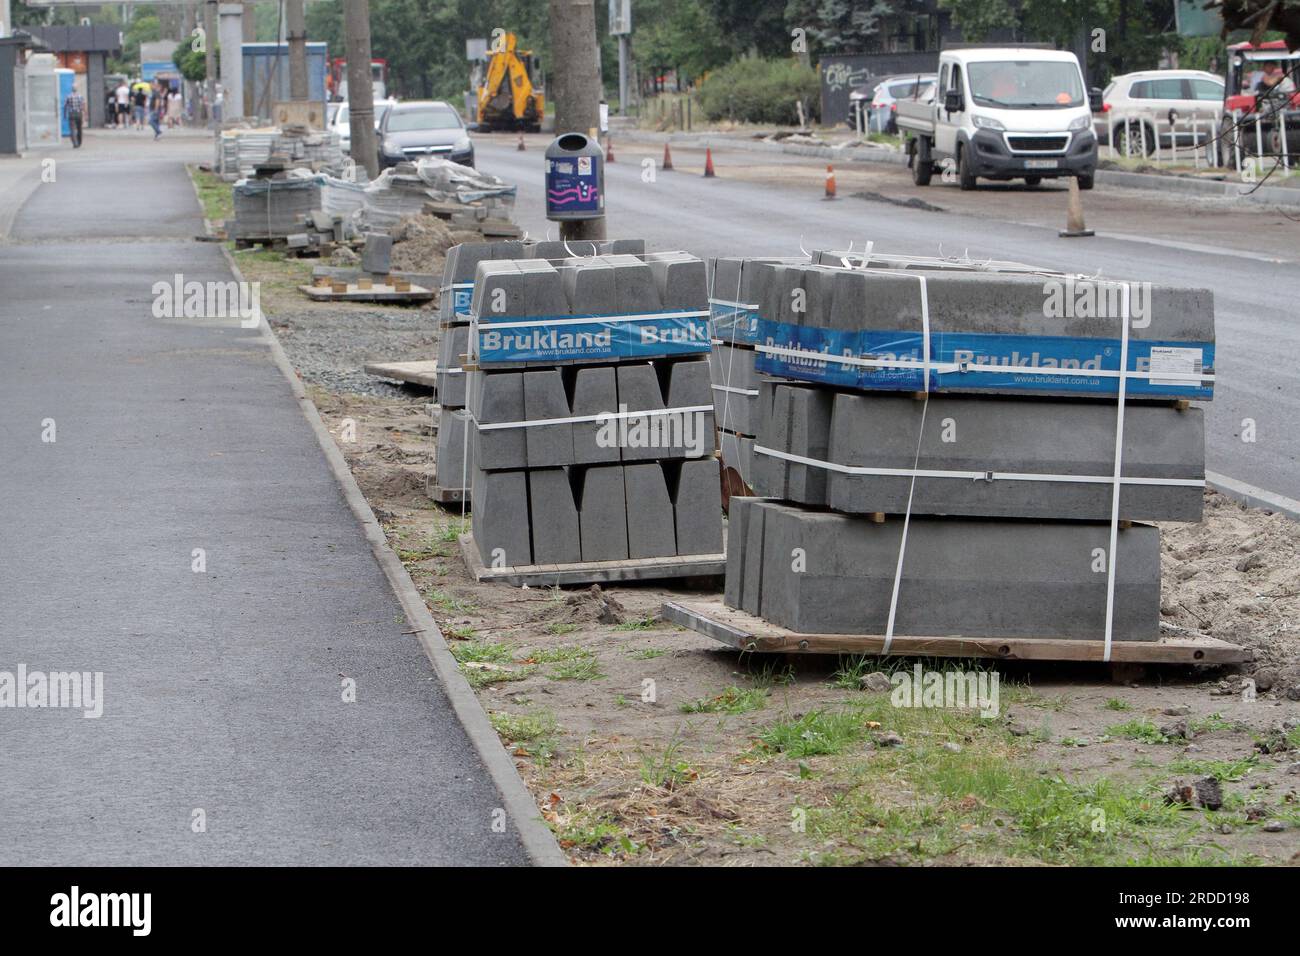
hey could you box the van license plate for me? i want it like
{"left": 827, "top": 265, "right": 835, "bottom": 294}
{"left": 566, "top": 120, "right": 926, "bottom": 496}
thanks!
{"left": 1024, "top": 159, "right": 1058, "bottom": 169}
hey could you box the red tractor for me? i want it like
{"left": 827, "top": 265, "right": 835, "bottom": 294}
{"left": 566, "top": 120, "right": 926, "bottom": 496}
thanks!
{"left": 1217, "top": 40, "right": 1300, "bottom": 166}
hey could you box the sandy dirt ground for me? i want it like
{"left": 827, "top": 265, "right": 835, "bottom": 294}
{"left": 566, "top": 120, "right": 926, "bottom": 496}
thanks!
{"left": 233, "top": 200, "right": 1300, "bottom": 868}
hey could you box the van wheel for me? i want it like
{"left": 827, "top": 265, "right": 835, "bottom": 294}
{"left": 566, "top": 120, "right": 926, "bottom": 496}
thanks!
{"left": 1024, "top": 176, "right": 1042, "bottom": 187}
{"left": 1077, "top": 172, "right": 1095, "bottom": 190}
{"left": 912, "top": 155, "right": 933, "bottom": 186}
{"left": 958, "top": 145, "right": 977, "bottom": 190}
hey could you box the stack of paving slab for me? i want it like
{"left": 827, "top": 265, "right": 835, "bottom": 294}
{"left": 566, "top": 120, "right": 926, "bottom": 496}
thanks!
{"left": 361, "top": 158, "right": 517, "bottom": 233}
{"left": 723, "top": 256, "right": 1216, "bottom": 642}
{"left": 217, "top": 125, "right": 346, "bottom": 181}
{"left": 462, "top": 246, "right": 724, "bottom": 576}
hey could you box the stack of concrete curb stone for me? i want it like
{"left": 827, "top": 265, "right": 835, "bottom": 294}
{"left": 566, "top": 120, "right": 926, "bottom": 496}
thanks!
{"left": 722, "top": 257, "right": 1215, "bottom": 642}
{"left": 431, "top": 239, "right": 644, "bottom": 502}
{"left": 463, "top": 247, "right": 724, "bottom": 572}
{"left": 708, "top": 257, "right": 804, "bottom": 492}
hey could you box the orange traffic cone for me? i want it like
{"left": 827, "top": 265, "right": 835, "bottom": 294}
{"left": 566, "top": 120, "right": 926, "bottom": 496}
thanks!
{"left": 606, "top": 138, "right": 615, "bottom": 163}
{"left": 1058, "top": 177, "right": 1094, "bottom": 238}
{"left": 703, "top": 147, "right": 716, "bottom": 178}
{"left": 517, "top": 133, "right": 525, "bottom": 151}
{"left": 662, "top": 142, "right": 674, "bottom": 171}
{"left": 824, "top": 164, "right": 837, "bottom": 200}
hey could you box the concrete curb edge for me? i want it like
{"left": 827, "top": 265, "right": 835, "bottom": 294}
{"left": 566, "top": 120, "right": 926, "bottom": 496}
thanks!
{"left": 1206, "top": 471, "right": 1300, "bottom": 523}
{"left": 189, "top": 165, "right": 567, "bottom": 867}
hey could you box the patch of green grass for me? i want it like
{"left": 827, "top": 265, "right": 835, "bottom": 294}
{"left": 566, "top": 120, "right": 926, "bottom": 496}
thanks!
{"left": 639, "top": 736, "right": 694, "bottom": 790}
{"left": 188, "top": 166, "right": 234, "bottom": 223}
{"left": 809, "top": 723, "right": 1225, "bottom": 866}
{"left": 444, "top": 624, "right": 475, "bottom": 640}
{"left": 489, "top": 709, "right": 556, "bottom": 743}
{"left": 396, "top": 547, "right": 440, "bottom": 562}
{"left": 426, "top": 589, "right": 477, "bottom": 614}
{"left": 680, "top": 686, "right": 768, "bottom": 715}
{"left": 1104, "top": 698, "right": 1132, "bottom": 711}
{"left": 449, "top": 639, "right": 532, "bottom": 688}
{"left": 830, "top": 655, "right": 876, "bottom": 690}
{"left": 548, "top": 655, "right": 604, "bottom": 681}
{"left": 1106, "top": 718, "right": 1170, "bottom": 745}
{"left": 613, "top": 615, "right": 659, "bottom": 631}
{"left": 544, "top": 622, "right": 578, "bottom": 635}
{"left": 746, "top": 659, "right": 797, "bottom": 688}
{"left": 1168, "top": 755, "right": 1259, "bottom": 782}
{"left": 756, "top": 709, "right": 870, "bottom": 758}
{"left": 438, "top": 521, "right": 468, "bottom": 543}
{"left": 1190, "top": 712, "right": 1239, "bottom": 735}
{"left": 449, "top": 640, "right": 515, "bottom": 665}
{"left": 554, "top": 809, "right": 640, "bottom": 857}
{"left": 527, "top": 645, "right": 604, "bottom": 681}
{"left": 626, "top": 647, "right": 665, "bottom": 660}
{"left": 614, "top": 694, "right": 629, "bottom": 708}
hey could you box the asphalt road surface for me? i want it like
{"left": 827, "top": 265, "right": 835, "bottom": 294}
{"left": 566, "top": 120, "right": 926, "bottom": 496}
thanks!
{"left": 0, "top": 134, "right": 530, "bottom": 865}
{"left": 476, "top": 135, "right": 1299, "bottom": 505}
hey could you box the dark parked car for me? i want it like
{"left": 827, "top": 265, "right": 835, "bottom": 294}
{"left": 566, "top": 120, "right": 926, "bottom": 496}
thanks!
{"left": 377, "top": 100, "right": 474, "bottom": 169}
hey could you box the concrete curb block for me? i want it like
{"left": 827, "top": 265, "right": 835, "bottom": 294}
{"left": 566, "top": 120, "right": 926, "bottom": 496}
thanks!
{"left": 1206, "top": 471, "right": 1300, "bottom": 523}
{"left": 615, "top": 128, "right": 908, "bottom": 167}
{"left": 615, "top": 127, "right": 1300, "bottom": 204}
{"left": 193, "top": 170, "right": 566, "bottom": 866}
{"left": 0, "top": 160, "right": 45, "bottom": 241}
{"left": 1096, "top": 168, "right": 1300, "bottom": 206}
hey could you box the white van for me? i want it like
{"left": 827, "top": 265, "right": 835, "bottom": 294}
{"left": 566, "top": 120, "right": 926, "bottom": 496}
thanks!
{"left": 896, "top": 46, "right": 1102, "bottom": 190}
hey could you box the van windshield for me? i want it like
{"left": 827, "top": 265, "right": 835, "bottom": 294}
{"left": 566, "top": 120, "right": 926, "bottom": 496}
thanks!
{"left": 968, "top": 60, "right": 1084, "bottom": 108}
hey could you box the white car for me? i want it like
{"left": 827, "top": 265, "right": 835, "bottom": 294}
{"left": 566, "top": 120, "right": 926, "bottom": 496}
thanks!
{"left": 1097, "top": 70, "right": 1224, "bottom": 156}
{"left": 331, "top": 98, "right": 396, "bottom": 157}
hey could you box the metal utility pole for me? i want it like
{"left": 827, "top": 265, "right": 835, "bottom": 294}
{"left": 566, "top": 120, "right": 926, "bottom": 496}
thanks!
{"left": 286, "top": 0, "right": 308, "bottom": 101}
{"left": 204, "top": 0, "right": 218, "bottom": 126}
{"left": 549, "top": 0, "right": 606, "bottom": 240}
{"left": 343, "top": 0, "right": 378, "bottom": 179}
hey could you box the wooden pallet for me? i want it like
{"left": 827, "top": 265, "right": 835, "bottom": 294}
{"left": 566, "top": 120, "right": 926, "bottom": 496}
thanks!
{"left": 427, "top": 478, "right": 470, "bottom": 506}
{"left": 661, "top": 600, "right": 1253, "bottom": 664}
{"left": 299, "top": 282, "right": 434, "bottom": 304}
{"left": 364, "top": 360, "right": 439, "bottom": 388}
{"left": 460, "top": 534, "right": 725, "bottom": 587}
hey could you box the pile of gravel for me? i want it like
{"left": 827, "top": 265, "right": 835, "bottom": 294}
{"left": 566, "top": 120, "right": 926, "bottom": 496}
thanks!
{"left": 270, "top": 306, "right": 440, "bottom": 398}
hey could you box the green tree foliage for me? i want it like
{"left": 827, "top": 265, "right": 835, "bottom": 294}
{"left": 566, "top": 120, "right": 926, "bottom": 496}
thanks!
{"left": 696, "top": 56, "right": 820, "bottom": 123}
{"left": 173, "top": 40, "right": 211, "bottom": 84}
{"left": 783, "top": 0, "right": 896, "bottom": 55}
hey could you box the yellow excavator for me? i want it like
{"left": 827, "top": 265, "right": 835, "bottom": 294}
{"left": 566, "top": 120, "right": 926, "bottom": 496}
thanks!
{"left": 474, "top": 33, "right": 544, "bottom": 132}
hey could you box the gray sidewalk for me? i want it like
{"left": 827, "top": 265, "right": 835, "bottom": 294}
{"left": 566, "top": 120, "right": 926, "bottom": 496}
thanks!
{"left": 0, "top": 135, "right": 538, "bottom": 865}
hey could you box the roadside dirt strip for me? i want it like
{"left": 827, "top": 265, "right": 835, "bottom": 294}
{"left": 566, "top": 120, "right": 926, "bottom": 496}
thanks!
{"left": 226, "top": 232, "right": 1300, "bottom": 866}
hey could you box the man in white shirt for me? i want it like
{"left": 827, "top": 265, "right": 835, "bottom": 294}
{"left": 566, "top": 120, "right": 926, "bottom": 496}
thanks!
{"left": 114, "top": 81, "right": 130, "bottom": 129}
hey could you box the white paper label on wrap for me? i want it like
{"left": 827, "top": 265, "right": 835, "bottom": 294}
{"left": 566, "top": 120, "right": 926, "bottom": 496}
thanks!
{"left": 1147, "top": 346, "right": 1203, "bottom": 387}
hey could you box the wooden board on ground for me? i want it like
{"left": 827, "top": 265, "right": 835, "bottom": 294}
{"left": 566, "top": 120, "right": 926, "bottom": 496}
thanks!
{"left": 427, "top": 477, "right": 470, "bottom": 506}
{"left": 661, "top": 600, "right": 1253, "bottom": 665}
{"left": 299, "top": 283, "right": 434, "bottom": 304}
{"left": 364, "top": 360, "right": 439, "bottom": 388}
{"left": 461, "top": 534, "right": 725, "bottom": 587}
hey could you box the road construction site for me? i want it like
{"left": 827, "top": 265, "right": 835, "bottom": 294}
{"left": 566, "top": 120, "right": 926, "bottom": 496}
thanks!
{"left": 201, "top": 125, "right": 1300, "bottom": 865}
{"left": 3, "top": 124, "right": 1297, "bottom": 867}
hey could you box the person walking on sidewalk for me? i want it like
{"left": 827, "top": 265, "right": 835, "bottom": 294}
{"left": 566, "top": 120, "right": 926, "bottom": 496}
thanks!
{"left": 63, "top": 88, "right": 86, "bottom": 148}
{"left": 114, "top": 80, "right": 130, "bottom": 128}
{"left": 148, "top": 87, "right": 164, "bottom": 140}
